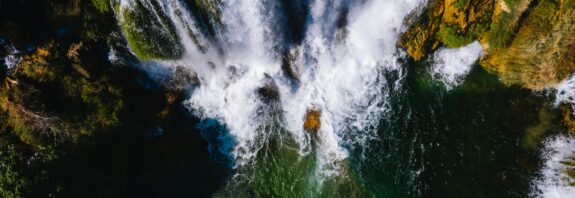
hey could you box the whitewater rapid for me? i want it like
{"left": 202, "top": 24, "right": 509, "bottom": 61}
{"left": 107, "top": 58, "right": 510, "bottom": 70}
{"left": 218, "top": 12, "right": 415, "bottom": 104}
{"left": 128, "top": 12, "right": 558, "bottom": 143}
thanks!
{"left": 115, "top": 0, "right": 424, "bottom": 177}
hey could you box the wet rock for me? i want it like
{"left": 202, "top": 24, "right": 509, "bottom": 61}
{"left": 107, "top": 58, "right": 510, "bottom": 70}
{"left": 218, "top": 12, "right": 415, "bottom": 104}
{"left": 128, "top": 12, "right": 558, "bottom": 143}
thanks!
{"left": 167, "top": 66, "right": 200, "bottom": 91}
{"left": 303, "top": 108, "right": 321, "bottom": 134}
{"left": 335, "top": 7, "right": 350, "bottom": 42}
{"left": 114, "top": 0, "right": 183, "bottom": 60}
{"left": 281, "top": 48, "right": 300, "bottom": 83}
{"left": 400, "top": 0, "right": 444, "bottom": 61}
{"left": 280, "top": 0, "right": 310, "bottom": 44}
{"left": 162, "top": 66, "right": 199, "bottom": 110}
{"left": 257, "top": 75, "right": 280, "bottom": 104}
{"left": 185, "top": 0, "right": 222, "bottom": 38}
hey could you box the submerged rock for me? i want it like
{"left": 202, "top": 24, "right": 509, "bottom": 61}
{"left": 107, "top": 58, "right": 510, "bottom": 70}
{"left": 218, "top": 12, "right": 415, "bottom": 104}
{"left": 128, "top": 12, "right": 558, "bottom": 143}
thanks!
{"left": 303, "top": 108, "right": 321, "bottom": 134}
{"left": 166, "top": 66, "right": 200, "bottom": 92}
{"left": 281, "top": 48, "right": 300, "bottom": 83}
{"left": 257, "top": 75, "right": 280, "bottom": 104}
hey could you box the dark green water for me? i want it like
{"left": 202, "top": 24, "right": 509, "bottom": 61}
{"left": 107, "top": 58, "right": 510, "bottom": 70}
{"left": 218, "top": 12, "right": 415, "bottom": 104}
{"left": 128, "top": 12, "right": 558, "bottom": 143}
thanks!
{"left": 356, "top": 63, "right": 551, "bottom": 197}
{"left": 212, "top": 62, "right": 557, "bottom": 197}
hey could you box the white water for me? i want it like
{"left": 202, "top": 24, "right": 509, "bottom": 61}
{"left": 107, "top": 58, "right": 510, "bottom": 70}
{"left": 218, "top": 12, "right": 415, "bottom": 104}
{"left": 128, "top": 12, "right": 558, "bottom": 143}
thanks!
{"left": 116, "top": 0, "right": 423, "bottom": 178}
{"left": 532, "top": 135, "right": 575, "bottom": 198}
{"left": 1, "top": 40, "right": 22, "bottom": 72}
{"left": 281, "top": 0, "right": 423, "bottom": 177}
{"left": 430, "top": 41, "right": 483, "bottom": 90}
{"left": 554, "top": 74, "right": 575, "bottom": 109}
{"left": 538, "top": 72, "right": 575, "bottom": 197}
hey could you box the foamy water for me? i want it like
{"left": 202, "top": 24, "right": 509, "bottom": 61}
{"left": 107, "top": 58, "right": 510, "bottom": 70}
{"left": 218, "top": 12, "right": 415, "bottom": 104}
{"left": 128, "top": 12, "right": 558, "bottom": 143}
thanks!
{"left": 532, "top": 135, "right": 575, "bottom": 198}
{"left": 430, "top": 41, "right": 483, "bottom": 90}
{"left": 537, "top": 72, "right": 575, "bottom": 197}
{"left": 554, "top": 74, "right": 575, "bottom": 109}
{"left": 115, "top": 0, "right": 422, "bottom": 178}
{"left": 1, "top": 39, "right": 22, "bottom": 72}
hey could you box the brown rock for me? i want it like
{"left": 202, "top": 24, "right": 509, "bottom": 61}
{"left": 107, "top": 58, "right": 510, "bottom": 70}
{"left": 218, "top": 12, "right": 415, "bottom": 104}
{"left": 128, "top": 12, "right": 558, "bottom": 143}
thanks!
{"left": 257, "top": 75, "right": 280, "bottom": 103}
{"left": 303, "top": 109, "right": 321, "bottom": 134}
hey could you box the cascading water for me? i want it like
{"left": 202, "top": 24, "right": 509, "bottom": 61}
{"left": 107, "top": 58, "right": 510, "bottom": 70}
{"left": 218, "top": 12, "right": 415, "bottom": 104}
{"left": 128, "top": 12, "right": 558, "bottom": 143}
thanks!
{"left": 429, "top": 41, "right": 483, "bottom": 90}
{"left": 0, "top": 38, "right": 22, "bottom": 74}
{"left": 102, "top": 0, "right": 575, "bottom": 196}
{"left": 113, "top": 0, "right": 423, "bottom": 194}
{"left": 532, "top": 135, "right": 575, "bottom": 197}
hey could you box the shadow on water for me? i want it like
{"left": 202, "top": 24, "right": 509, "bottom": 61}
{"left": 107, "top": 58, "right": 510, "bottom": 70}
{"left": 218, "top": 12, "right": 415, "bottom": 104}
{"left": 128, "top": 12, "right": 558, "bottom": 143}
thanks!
{"left": 349, "top": 60, "right": 562, "bottom": 197}
{"left": 196, "top": 118, "right": 237, "bottom": 169}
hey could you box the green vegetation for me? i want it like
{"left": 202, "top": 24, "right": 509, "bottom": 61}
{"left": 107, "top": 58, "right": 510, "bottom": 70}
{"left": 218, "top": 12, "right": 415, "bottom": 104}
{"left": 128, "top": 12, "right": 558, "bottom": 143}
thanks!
{"left": 560, "top": 153, "right": 575, "bottom": 186}
{"left": 91, "top": 0, "right": 111, "bottom": 13}
{"left": 402, "top": 0, "right": 575, "bottom": 90}
{"left": 1, "top": 39, "right": 124, "bottom": 146}
{"left": 436, "top": 24, "right": 474, "bottom": 48}
{"left": 453, "top": 0, "right": 468, "bottom": 9}
{"left": 483, "top": 0, "right": 575, "bottom": 90}
{"left": 0, "top": 145, "right": 26, "bottom": 198}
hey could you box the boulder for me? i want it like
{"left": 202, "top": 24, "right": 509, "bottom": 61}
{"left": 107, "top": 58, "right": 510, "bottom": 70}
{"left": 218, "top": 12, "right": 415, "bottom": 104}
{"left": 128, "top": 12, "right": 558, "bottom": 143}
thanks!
{"left": 114, "top": 0, "right": 183, "bottom": 60}
{"left": 257, "top": 75, "right": 280, "bottom": 104}
{"left": 303, "top": 109, "right": 321, "bottom": 134}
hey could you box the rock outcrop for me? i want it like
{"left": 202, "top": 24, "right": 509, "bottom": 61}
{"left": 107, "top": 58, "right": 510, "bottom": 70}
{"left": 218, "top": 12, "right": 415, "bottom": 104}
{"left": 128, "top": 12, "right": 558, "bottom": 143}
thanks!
{"left": 257, "top": 75, "right": 281, "bottom": 104}
{"left": 303, "top": 109, "right": 321, "bottom": 134}
{"left": 402, "top": 0, "right": 575, "bottom": 90}
{"left": 113, "top": 0, "right": 222, "bottom": 60}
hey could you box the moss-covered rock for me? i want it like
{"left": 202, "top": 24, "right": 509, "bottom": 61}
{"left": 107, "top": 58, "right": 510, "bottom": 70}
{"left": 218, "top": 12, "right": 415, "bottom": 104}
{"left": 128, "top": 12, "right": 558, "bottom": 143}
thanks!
{"left": 401, "top": 0, "right": 494, "bottom": 60}
{"left": 402, "top": 0, "right": 575, "bottom": 90}
{"left": 482, "top": 0, "right": 575, "bottom": 90}
{"left": 303, "top": 109, "right": 321, "bottom": 135}
{"left": 400, "top": 1, "right": 441, "bottom": 61}
{"left": 114, "top": 0, "right": 184, "bottom": 60}
{"left": 185, "top": 0, "right": 222, "bottom": 38}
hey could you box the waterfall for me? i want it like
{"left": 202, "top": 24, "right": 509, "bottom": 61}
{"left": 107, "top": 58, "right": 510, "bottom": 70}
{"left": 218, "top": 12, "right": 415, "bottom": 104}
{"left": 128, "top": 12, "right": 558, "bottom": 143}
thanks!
{"left": 114, "top": 0, "right": 423, "bottom": 184}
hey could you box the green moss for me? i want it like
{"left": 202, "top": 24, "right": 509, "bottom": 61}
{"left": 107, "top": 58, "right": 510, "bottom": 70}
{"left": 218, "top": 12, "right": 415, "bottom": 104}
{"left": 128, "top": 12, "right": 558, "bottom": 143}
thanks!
{"left": 117, "top": 1, "right": 183, "bottom": 60}
{"left": 0, "top": 145, "right": 27, "bottom": 198}
{"left": 91, "top": 0, "right": 111, "bottom": 13}
{"left": 485, "top": 0, "right": 528, "bottom": 51}
{"left": 436, "top": 24, "right": 474, "bottom": 48}
{"left": 454, "top": 0, "right": 469, "bottom": 9}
